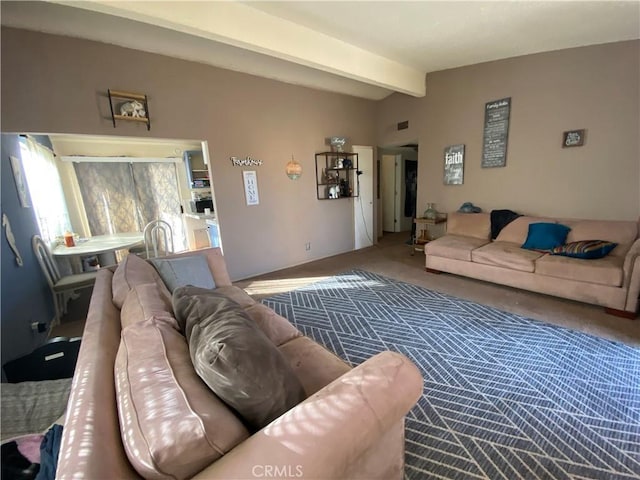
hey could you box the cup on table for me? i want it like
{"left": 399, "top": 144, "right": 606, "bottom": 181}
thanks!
{"left": 204, "top": 208, "right": 211, "bottom": 216}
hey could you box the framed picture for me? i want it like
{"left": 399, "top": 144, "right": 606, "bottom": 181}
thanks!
{"left": 10, "top": 155, "right": 30, "bottom": 208}
{"left": 563, "top": 129, "right": 585, "bottom": 148}
{"left": 444, "top": 144, "right": 464, "bottom": 185}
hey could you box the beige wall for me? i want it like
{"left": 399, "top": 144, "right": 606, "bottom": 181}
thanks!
{"left": 378, "top": 40, "right": 640, "bottom": 221}
{"left": 1, "top": 27, "right": 377, "bottom": 280}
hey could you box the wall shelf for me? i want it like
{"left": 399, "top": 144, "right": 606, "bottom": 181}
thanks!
{"left": 108, "top": 89, "right": 151, "bottom": 130}
{"left": 315, "top": 152, "right": 359, "bottom": 200}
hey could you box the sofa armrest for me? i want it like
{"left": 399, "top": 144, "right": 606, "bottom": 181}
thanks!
{"left": 623, "top": 238, "right": 640, "bottom": 312}
{"left": 623, "top": 238, "right": 640, "bottom": 287}
{"left": 192, "top": 351, "right": 422, "bottom": 480}
{"left": 57, "top": 269, "right": 141, "bottom": 480}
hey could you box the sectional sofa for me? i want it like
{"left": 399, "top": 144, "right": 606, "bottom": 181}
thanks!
{"left": 425, "top": 213, "right": 640, "bottom": 318}
{"left": 56, "top": 247, "right": 422, "bottom": 479}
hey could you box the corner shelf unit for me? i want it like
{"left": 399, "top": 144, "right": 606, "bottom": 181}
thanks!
{"left": 315, "top": 152, "right": 359, "bottom": 200}
{"left": 108, "top": 89, "right": 151, "bottom": 131}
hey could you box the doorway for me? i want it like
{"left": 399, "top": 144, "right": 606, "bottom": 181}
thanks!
{"left": 20, "top": 133, "right": 218, "bottom": 258}
{"left": 378, "top": 144, "right": 418, "bottom": 239}
{"left": 352, "top": 145, "right": 374, "bottom": 249}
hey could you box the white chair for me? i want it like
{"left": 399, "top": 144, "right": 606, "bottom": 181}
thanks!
{"left": 143, "top": 220, "right": 174, "bottom": 258}
{"left": 32, "top": 235, "right": 98, "bottom": 326}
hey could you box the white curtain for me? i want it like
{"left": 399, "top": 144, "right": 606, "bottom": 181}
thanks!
{"left": 73, "top": 161, "right": 186, "bottom": 252}
{"left": 20, "top": 137, "right": 72, "bottom": 245}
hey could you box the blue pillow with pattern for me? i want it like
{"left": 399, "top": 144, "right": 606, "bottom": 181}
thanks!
{"left": 551, "top": 240, "right": 618, "bottom": 259}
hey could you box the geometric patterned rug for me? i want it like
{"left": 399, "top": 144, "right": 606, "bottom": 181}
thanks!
{"left": 262, "top": 270, "right": 640, "bottom": 479}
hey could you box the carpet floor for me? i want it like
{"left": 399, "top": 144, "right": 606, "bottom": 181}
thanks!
{"left": 262, "top": 270, "right": 640, "bottom": 480}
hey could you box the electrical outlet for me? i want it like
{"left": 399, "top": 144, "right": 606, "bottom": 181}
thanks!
{"left": 305, "top": 242, "right": 311, "bottom": 251}
{"left": 31, "top": 322, "right": 47, "bottom": 333}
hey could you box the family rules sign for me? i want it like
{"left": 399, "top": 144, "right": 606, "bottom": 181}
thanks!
{"left": 482, "top": 97, "right": 511, "bottom": 168}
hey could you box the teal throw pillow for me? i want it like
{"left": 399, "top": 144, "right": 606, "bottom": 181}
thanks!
{"left": 551, "top": 240, "right": 618, "bottom": 259}
{"left": 150, "top": 255, "right": 216, "bottom": 292}
{"left": 522, "top": 223, "right": 571, "bottom": 251}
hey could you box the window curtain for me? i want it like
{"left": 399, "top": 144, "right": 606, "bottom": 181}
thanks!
{"left": 19, "top": 137, "right": 72, "bottom": 245}
{"left": 73, "top": 162, "right": 186, "bottom": 251}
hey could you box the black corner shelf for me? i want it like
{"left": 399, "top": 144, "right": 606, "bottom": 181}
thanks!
{"left": 315, "top": 152, "right": 359, "bottom": 200}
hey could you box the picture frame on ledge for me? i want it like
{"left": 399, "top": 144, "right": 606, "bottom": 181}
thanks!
{"left": 562, "top": 129, "right": 585, "bottom": 148}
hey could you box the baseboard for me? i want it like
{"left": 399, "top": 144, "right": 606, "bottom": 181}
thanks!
{"left": 604, "top": 307, "right": 638, "bottom": 320}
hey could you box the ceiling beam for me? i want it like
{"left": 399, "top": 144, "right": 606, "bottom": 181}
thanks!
{"left": 50, "top": 0, "right": 426, "bottom": 97}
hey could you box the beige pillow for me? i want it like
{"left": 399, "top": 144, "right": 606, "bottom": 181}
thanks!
{"left": 115, "top": 317, "right": 249, "bottom": 480}
{"left": 112, "top": 254, "right": 163, "bottom": 309}
{"left": 120, "top": 282, "right": 176, "bottom": 330}
{"left": 447, "top": 212, "right": 491, "bottom": 240}
{"left": 495, "top": 216, "right": 557, "bottom": 244}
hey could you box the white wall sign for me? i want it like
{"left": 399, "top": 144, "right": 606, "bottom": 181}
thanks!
{"left": 242, "top": 170, "right": 260, "bottom": 206}
{"left": 231, "top": 156, "right": 263, "bottom": 166}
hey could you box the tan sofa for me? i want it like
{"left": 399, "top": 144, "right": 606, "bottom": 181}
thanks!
{"left": 425, "top": 213, "right": 640, "bottom": 318}
{"left": 57, "top": 247, "right": 423, "bottom": 479}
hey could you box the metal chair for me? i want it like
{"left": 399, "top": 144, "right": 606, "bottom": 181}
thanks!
{"left": 143, "top": 219, "right": 174, "bottom": 258}
{"left": 32, "top": 235, "right": 98, "bottom": 326}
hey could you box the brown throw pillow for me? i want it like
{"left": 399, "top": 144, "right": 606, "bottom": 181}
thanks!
{"left": 172, "top": 286, "right": 306, "bottom": 431}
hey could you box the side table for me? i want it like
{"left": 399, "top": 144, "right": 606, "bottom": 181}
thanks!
{"left": 411, "top": 215, "right": 447, "bottom": 255}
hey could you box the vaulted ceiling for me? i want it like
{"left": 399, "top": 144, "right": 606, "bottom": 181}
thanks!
{"left": 2, "top": 1, "right": 639, "bottom": 100}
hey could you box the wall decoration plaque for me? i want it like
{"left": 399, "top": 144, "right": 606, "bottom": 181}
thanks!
{"left": 481, "top": 97, "right": 511, "bottom": 168}
{"left": 562, "top": 129, "right": 585, "bottom": 148}
{"left": 444, "top": 144, "right": 465, "bottom": 185}
{"left": 10, "top": 155, "right": 30, "bottom": 208}
{"left": 242, "top": 170, "right": 260, "bottom": 206}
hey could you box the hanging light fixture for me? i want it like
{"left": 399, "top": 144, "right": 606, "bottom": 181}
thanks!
{"left": 285, "top": 155, "right": 302, "bottom": 180}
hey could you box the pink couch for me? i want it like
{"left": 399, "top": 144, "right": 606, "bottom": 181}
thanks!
{"left": 425, "top": 213, "right": 640, "bottom": 318}
{"left": 57, "top": 248, "right": 423, "bottom": 479}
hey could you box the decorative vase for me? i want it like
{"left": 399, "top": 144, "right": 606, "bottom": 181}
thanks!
{"left": 424, "top": 203, "right": 438, "bottom": 220}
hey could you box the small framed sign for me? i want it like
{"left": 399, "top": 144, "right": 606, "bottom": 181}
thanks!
{"left": 563, "top": 129, "right": 585, "bottom": 148}
{"left": 10, "top": 155, "right": 30, "bottom": 208}
{"left": 242, "top": 170, "right": 260, "bottom": 206}
{"left": 444, "top": 144, "right": 465, "bottom": 185}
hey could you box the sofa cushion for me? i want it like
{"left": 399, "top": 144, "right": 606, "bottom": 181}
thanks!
{"left": 446, "top": 212, "right": 491, "bottom": 240}
{"left": 245, "top": 303, "right": 302, "bottom": 347}
{"left": 563, "top": 220, "right": 637, "bottom": 258}
{"left": 112, "top": 253, "right": 163, "bottom": 309}
{"left": 162, "top": 247, "right": 232, "bottom": 287}
{"left": 522, "top": 223, "right": 571, "bottom": 251}
{"left": 471, "top": 241, "right": 545, "bottom": 273}
{"left": 120, "top": 282, "right": 176, "bottom": 329}
{"left": 551, "top": 240, "right": 618, "bottom": 260}
{"left": 172, "top": 287, "right": 306, "bottom": 432}
{"left": 115, "top": 317, "right": 250, "bottom": 480}
{"left": 425, "top": 235, "right": 490, "bottom": 261}
{"left": 496, "top": 216, "right": 557, "bottom": 245}
{"left": 150, "top": 255, "right": 216, "bottom": 292}
{"left": 535, "top": 254, "right": 623, "bottom": 287}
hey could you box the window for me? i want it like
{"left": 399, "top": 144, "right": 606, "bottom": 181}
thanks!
{"left": 19, "top": 137, "right": 72, "bottom": 244}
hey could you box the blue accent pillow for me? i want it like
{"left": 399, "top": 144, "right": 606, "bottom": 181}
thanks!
{"left": 551, "top": 240, "right": 618, "bottom": 259}
{"left": 150, "top": 255, "right": 216, "bottom": 292}
{"left": 522, "top": 223, "right": 571, "bottom": 251}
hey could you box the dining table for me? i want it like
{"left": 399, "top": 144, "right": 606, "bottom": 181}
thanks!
{"left": 52, "top": 232, "right": 144, "bottom": 272}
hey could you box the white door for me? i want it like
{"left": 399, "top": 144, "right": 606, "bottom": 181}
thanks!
{"left": 381, "top": 154, "right": 401, "bottom": 232}
{"left": 352, "top": 145, "right": 373, "bottom": 249}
